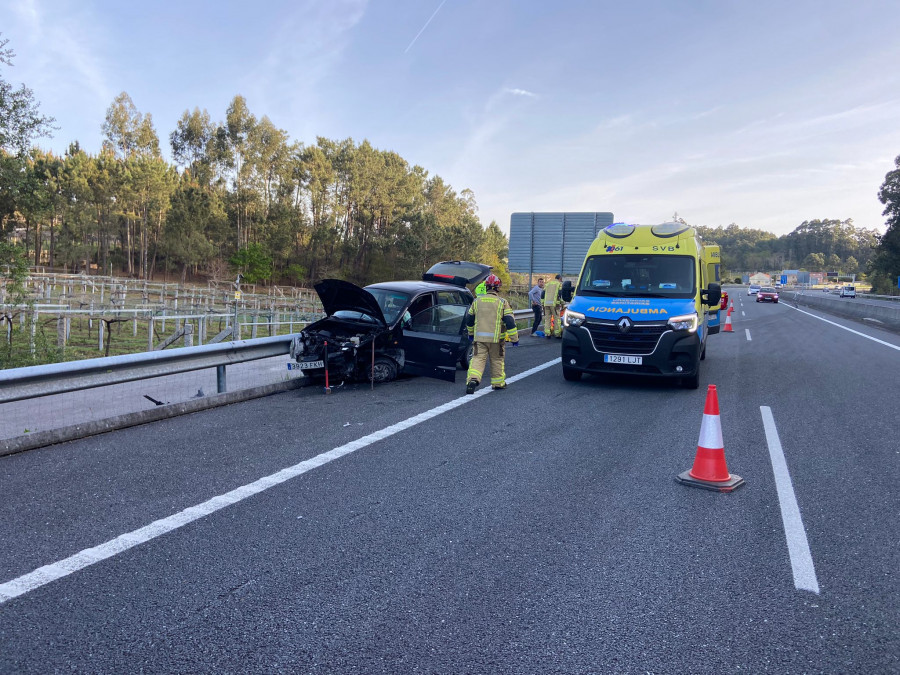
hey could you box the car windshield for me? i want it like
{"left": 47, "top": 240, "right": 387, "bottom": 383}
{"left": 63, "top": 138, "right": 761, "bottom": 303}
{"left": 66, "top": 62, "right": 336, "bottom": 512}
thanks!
{"left": 577, "top": 254, "right": 695, "bottom": 299}
{"left": 760, "top": 287, "right": 776, "bottom": 293}
{"left": 364, "top": 288, "right": 412, "bottom": 324}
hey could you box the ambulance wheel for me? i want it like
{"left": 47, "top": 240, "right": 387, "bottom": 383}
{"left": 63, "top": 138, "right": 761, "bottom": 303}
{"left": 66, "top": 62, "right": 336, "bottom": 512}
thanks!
{"left": 562, "top": 365, "right": 582, "bottom": 381}
{"left": 368, "top": 357, "right": 398, "bottom": 384}
{"left": 682, "top": 364, "right": 700, "bottom": 389}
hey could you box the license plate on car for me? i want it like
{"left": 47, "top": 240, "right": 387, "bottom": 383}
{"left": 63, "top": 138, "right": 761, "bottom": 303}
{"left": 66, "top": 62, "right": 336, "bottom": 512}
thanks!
{"left": 298, "top": 360, "right": 325, "bottom": 370}
{"left": 604, "top": 354, "right": 642, "bottom": 365}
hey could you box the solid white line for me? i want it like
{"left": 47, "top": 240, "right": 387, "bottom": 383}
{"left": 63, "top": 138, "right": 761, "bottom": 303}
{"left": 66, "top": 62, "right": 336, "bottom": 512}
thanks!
{"left": 781, "top": 303, "right": 900, "bottom": 351}
{"left": 760, "top": 406, "right": 820, "bottom": 594}
{"left": 745, "top": 329, "right": 751, "bottom": 341}
{"left": 0, "top": 357, "right": 563, "bottom": 605}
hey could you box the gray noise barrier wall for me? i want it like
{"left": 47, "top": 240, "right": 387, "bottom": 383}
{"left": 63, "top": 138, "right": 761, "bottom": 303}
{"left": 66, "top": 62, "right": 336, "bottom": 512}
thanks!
{"left": 508, "top": 212, "right": 614, "bottom": 276}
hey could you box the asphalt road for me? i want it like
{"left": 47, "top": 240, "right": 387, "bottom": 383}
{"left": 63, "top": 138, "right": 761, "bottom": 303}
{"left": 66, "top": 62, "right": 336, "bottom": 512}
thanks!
{"left": 1, "top": 296, "right": 898, "bottom": 673}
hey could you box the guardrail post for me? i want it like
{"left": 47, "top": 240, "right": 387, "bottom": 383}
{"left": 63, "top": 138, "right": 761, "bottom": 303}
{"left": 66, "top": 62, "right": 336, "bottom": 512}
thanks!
{"left": 57, "top": 313, "right": 66, "bottom": 348}
{"left": 216, "top": 365, "right": 226, "bottom": 393}
{"left": 148, "top": 316, "right": 155, "bottom": 351}
{"left": 184, "top": 322, "right": 194, "bottom": 348}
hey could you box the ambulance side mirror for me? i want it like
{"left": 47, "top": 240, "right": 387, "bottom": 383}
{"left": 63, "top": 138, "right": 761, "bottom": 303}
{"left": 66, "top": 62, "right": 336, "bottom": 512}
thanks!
{"left": 702, "top": 283, "right": 722, "bottom": 307}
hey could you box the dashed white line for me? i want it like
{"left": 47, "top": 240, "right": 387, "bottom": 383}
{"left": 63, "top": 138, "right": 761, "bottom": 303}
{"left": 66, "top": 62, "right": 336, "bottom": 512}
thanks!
{"left": 745, "top": 329, "right": 751, "bottom": 341}
{"left": 760, "top": 406, "right": 820, "bottom": 594}
{"left": 0, "top": 357, "right": 563, "bottom": 605}
{"left": 741, "top": 310, "right": 746, "bottom": 317}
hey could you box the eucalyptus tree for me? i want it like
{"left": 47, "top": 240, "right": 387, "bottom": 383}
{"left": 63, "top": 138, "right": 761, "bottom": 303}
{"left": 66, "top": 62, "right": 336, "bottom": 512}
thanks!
{"left": 871, "top": 154, "right": 900, "bottom": 291}
{"left": 295, "top": 143, "right": 337, "bottom": 281}
{"left": 212, "top": 95, "right": 258, "bottom": 248}
{"left": 0, "top": 34, "right": 55, "bottom": 156}
{"left": 170, "top": 107, "right": 214, "bottom": 184}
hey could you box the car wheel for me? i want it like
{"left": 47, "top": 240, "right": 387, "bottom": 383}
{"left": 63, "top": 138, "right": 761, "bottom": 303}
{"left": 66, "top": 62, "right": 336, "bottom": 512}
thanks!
{"left": 459, "top": 342, "right": 474, "bottom": 370}
{"left": 562, "top": 365, "right": 582, "bottom": 381}
{"left": 368, "top": 357, "right": 398, "bottom": 384}
{"left": 774, "top": 299, "right": 778, "bottom": 303}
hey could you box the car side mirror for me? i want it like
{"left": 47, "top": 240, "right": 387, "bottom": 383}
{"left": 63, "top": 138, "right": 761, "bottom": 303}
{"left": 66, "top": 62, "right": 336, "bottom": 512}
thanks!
{"left": 702, "top": 283, "right": 722, "bottom": 307}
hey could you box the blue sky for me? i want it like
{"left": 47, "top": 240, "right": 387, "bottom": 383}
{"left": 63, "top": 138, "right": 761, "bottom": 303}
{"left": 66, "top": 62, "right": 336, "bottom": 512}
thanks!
{"left": 4, "top": 0, "right": 900, "bottom": 236}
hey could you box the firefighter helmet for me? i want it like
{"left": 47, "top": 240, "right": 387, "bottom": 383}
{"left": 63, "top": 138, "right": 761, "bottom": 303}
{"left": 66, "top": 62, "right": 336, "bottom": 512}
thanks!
{"left": 484, "top": 274, "right": 501, "bottom": 290}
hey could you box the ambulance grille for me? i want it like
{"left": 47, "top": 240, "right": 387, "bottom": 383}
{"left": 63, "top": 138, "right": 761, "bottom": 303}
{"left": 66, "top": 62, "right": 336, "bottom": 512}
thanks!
{"left": 584, "top": 319, "right": 668, "bottom": 355}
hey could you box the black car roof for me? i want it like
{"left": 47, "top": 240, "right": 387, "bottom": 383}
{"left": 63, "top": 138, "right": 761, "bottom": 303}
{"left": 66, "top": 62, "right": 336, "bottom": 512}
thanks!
{"left": 365, "top": 280, "right": 473, "bottom": 294}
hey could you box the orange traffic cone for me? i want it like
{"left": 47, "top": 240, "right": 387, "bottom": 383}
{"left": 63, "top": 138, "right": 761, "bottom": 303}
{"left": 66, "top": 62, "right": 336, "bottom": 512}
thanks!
{"left": 676, "top": 385, "right": 745, "bottom": 492}
{"left": 723, "top": 311, "right": 733, "bottom": 332}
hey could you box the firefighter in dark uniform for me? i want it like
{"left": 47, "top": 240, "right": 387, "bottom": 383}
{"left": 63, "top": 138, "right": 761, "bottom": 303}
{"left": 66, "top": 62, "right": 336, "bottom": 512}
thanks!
{"left": 465, "top": 274, "right": 519, "bottom": 394}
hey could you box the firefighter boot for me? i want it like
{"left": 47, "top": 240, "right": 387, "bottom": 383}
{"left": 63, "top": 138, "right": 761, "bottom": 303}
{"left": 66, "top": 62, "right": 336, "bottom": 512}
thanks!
{"left": 466, "top": 380, "right": 478, "bottom": 395}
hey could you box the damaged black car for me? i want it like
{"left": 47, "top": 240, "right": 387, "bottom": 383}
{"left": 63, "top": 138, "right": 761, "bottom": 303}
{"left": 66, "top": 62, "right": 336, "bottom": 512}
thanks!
{"left": 289, "top": 261, "right": 492, "bottom": 384}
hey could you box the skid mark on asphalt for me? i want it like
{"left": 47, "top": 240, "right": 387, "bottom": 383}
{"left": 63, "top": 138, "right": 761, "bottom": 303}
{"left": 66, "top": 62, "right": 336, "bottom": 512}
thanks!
{"left": 0, "top": 358, "right": 563, "bottom": 605}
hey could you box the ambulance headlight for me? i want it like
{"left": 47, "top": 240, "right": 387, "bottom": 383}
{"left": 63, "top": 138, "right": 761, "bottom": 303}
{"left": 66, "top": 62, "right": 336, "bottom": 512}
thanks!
{"left": 564, "top": 310, "right": 585, "bottom": 327}
{"left": 667, "top": 313, "right": 698, "bottom": 332}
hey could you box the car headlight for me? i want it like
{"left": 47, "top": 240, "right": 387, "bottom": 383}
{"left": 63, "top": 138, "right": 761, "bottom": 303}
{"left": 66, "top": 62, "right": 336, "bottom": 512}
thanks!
{"left": 564, "top": 310, "right": 585, "bottom": 327}
{"left": 667, "top": 313, "right": 698, "bottom": 332}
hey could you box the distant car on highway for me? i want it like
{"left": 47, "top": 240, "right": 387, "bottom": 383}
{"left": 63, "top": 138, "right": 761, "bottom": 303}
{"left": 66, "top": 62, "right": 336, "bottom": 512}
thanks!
{"left": 756, "top": 287, "right": 779, "bottom": 303}
{"left": 840, "top": 285, "right": 856, "bottom": 298}
{"left": 748, "top": 284, "right": 761, "bottom": 295}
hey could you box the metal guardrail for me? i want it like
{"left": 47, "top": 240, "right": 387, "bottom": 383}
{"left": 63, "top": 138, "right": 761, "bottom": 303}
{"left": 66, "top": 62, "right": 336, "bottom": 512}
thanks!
{"left": 0, "top": 335, "right": 292, "bottom": 405}
{"left": 0, "top": 309, "right": 536, "bottom": 405}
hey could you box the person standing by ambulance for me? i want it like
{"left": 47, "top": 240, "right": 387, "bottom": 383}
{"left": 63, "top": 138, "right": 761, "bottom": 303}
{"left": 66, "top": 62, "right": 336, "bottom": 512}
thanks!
{"left": 529, "top": 277, "right": 544, "bottom": 336}
{"left": 465, "top": 274, "right": 519, "bottom": 394}
{"left": 542, "top": 274, "right": 563, "bottom": 338}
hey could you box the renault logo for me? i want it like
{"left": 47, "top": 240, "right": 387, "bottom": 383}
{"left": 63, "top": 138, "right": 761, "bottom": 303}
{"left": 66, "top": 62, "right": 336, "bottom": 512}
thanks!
{"left": 617, "top": 316, "right": 633, "bottom": 333}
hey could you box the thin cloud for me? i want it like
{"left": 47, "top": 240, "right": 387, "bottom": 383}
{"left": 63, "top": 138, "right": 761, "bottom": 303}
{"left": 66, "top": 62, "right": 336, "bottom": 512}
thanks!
{"left": 505, "top": 88, "right": 537, "bottom": 98}
{"left": 404, "top": 0, "right": 447, "bottom": 54}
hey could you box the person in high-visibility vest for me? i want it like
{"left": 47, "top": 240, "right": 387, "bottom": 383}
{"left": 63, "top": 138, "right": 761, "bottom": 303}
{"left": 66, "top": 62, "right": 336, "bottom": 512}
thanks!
{"left": 542, "top": 274, "right": 563, "bottom": 338}
{"left": 465, "top": 274, "right": 519, "bottom": 393}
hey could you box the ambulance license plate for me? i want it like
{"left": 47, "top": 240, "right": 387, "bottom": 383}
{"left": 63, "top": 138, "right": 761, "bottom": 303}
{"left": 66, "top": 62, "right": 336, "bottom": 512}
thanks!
{"left": 604, "top": 354, "right": 642, "bottom": 365}
{"left": 299, "top": 360, "right": 325, "bottom": 370}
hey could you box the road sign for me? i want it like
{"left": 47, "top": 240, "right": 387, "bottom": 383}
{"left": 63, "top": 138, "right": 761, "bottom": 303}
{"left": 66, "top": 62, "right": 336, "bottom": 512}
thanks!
{"left": 235, "top": 291, "right": 242, "bottom": 300}
{"left": 508, "top": 212, "right": 614, "bottom": 276}
{"left": 781, "top": 275, "right": 787, "bottom": 285}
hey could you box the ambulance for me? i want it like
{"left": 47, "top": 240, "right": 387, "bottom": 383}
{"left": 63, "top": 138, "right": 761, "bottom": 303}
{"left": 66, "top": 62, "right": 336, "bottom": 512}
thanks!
{"left": 560, "top": 221, "right": 722, "bottom": 389}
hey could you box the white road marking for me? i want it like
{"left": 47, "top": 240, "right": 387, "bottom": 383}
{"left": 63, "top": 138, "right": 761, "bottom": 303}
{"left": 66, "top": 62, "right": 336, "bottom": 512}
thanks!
{"left": 745, "top": 329, "right": 751, "bottom": 341}
{"left": 0, "top": 358, "right": 563, "bottom": 605}
{"left": 742, "top": 311, "right": 746, "bottom": 317}
{"left": 782, "top": 303, "right": 900, "bottom": 351}
{"left": 760, "top": 406, "right": 820, "bottom": 594}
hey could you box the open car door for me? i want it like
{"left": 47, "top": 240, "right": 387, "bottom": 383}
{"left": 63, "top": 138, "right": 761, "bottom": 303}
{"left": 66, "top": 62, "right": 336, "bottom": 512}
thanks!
{"left": 422, "top": 260, "right": 492, "bottom": 288}
{"left": 401, "top": 304, "right": 468, "bottom": 382}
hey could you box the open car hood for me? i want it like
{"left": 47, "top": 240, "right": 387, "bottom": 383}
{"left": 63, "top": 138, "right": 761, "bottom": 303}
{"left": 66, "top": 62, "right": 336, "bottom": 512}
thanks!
{"left": 422, "top": 260, "right": 492, "bottom": 288}
{"left": 314, "top": 279, "right": 387, "bottom": 325}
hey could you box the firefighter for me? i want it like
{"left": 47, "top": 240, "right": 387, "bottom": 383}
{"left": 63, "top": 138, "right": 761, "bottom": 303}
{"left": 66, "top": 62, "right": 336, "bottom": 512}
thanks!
{"left": 465, "top": 274, "right": 518, "bottom": 394}
{"left": 542, "top": 274, "right": 563, "bottom": 338}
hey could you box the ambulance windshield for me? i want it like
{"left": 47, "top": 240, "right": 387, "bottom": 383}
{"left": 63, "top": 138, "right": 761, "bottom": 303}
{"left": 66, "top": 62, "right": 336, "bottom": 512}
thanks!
{"left": 578, "top": 254, "right": 695, "bottom": 299}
